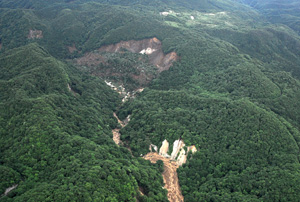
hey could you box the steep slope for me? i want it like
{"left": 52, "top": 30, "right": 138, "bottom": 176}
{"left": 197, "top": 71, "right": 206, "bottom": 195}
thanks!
{"left": 0, "top": 44, "right": 168, "bottom": 201}
{"left": 0, "top": 0, "right": 262, "bottom": 57}
{"left": 1, "top": 0, "right": 300, "bottom": 201}
{"left": 74, "top": 37, "right": 178, "bottom": 94}
{"left": 240, "top": 0, "right": 300, "bottom": 34}
{"left": 118, "top": 91, "right": 300, "bottom": 201}
{"left": 144, "top": 153, "right": 184, "bottom": 202}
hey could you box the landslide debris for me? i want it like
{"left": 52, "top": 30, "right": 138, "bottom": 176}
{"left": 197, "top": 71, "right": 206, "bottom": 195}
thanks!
{"left": 27, "top": 29, "right": 43, "bottom": 39}
{"left": 144, "top": 139, "right": 197, "bottom": 202}
{"left": 97, "top": 37, "right": 178, "bottom": 72}
{"left": 3, "top": 184, "right": 18, "bottom": 196}
{"left": 144, "top": 153, "right": 183, "bottom": 202}
{"left": 156, "top": 139, "right": 197, "bottom": 166}
{"left": 73, "top": 37, "right": 178, "bottom": 100}
{"left": 67, "top": 43, "right": 78, "bottom": 53}
{"left": 112, "top": 112, "right": 130, "bottom": 145}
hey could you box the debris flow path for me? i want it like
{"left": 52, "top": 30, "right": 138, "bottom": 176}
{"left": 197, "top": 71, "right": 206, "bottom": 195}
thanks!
{"left": 144, "top": 152, "right": 184, "bottom": 202}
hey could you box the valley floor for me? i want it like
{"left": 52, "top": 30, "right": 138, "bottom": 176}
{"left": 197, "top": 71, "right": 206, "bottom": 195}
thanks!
{"left": 143, "top": 152, "right": 184, "bottom": 202}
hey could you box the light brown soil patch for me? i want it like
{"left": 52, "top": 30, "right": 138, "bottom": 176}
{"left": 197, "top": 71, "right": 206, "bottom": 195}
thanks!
{"left": 76, "top": 37, "right": 178, "bottom": 71}
{"left": 112, "top": 129, "right": 122, "bottom": 145}
{"left": 112, "top": 112, "right": 126, "bottom": 145}
{"left": 76, "top": 52, "right": 106, "bottom": 66}
{"left": 68, "top": 43, "right": 77, "bottom": 53}
{"left": 74, "top": 37, "right": 178, "bottom": 94}
{"left": 98, "top": 37, "right": 178, "bottom": 71}
{"left": 28, "top": 30, "right": 43, "bottom": 39}
{"left": 143, "top": 152, "right": 184, "bottom": 202}
{"left": 113, "top": 112, "right": 125, "bottom": 127}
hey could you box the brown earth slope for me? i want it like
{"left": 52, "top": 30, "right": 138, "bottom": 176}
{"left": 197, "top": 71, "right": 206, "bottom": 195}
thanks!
{"left": 143, "top": 152, "right": 184, "bottom": 202}
{"left": 98, "top": 37, "right": 178, "bottom": 72}
{"left": 27, "top": 29, "right": 43, "bottom": 39}
{"left": 74, "top": 37, "right": 178, "bottom": 98}
{"left": 112, "top": 112, "right": 125, "bottom": 145}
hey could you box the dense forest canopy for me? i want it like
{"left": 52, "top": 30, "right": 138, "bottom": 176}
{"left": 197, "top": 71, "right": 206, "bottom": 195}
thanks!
{"left": 1, "top": 0, "right": 300, "bottom": 201}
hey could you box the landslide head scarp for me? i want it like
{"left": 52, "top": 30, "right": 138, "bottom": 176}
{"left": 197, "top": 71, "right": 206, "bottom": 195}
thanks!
{"left": 73, "top": 37, "right": 178, "bottom": 92}
{"left": 97, "top": 37, "right": 178, "bottom": 71}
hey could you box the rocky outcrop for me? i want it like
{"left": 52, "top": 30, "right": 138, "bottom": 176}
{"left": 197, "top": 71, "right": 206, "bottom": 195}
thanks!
{"left": 176, "top": 148, "right": 187, "bottom": 166}
{"left": 28, "top": 30, "right": 43, "bottom": 39}
{"left": 175, "top": 145, "right": 197, "bottom": 166}
{"left": 159, "top": 139, "right": 170, "bottom": 157}
{"left": 152, "top": 139, "right": 197, "bottom": 166}
{"left": 171, "top": 139, "right": 185, "bottom": 160}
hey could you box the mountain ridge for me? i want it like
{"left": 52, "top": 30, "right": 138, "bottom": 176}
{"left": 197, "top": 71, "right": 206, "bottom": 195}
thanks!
{"left": 1, "top": 0, "right": 300, "bottom": 201}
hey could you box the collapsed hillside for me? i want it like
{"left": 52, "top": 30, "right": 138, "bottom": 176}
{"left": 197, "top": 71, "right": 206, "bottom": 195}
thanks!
{"left": 97, "top": 37, "right": 178, "bottom": 72}
{"left": 144, "top": 153, "right": 183, "bottom": 202}
{"left": 145, "top": 139, "right": 197, "bottom": 202}
{"left": 0, "top": 44, "right": 169, "bottom": 202}
{"left": 2, "top": 0, "right": 300, "bottom": 201}
{"left": 74, "top": 37, "right": 178, "bottom": 99}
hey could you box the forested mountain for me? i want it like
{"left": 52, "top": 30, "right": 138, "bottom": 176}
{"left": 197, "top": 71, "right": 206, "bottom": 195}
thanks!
{"left": 240, "top": 0, "right": 300, "bottom": 34}
{"left": 1, "top": 0, "right": 300, "bottom": 201}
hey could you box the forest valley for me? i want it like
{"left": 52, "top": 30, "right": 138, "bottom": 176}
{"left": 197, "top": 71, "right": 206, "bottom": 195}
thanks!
{"left": 1, "top": 0, "right": 300, "bottom": 202}
{"left": 99, "top": 38, "right": 195, "bottom": 201}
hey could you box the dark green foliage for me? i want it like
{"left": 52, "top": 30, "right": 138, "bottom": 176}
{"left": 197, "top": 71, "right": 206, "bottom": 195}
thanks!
{"left": 1, "top": 0, "right": 300, "bottom": 201}
{"left": 240, "top": 0, "right": 300, "bottom": 34}
{"left": 0, "top": 44, "right": 168, "bottom": 201}
{"left": 0, "top": 166, "right": 21, "bottom": 195}
{"left": 206, "top": 27, "right": 300, "bottom": 78}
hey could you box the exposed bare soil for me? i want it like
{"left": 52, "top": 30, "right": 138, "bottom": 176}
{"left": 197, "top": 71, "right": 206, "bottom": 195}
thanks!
{"left": 4, "top": 185, "right": 18, "bottom": 196}
{"left": 76, "top": 52, "right": 106, "bottom": 66}
{"left": 98, "top": 37, "right": 178, "bottom": 72}
{"left": 112, "top": 113, "right": 124, "bottom": 145}
{"left": 113, "top": 112, "right": 125, "bottom": 127}
{"left": 67, "top": 43, "right": 78, "bottom": 53}
{"left": 112, "top": 129, "right": 122, "bottom": 145}
{"left": 143, "top": 152, "right": 184, "bottom": 202}
{"left": 27, "top": 29, "right": 43, "bottom": 39}
{"left": 74, "top": 37, "right": 178, "bottom": 92}
{"left": 67, "top": 84, "right": 77, "bottom": 96}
